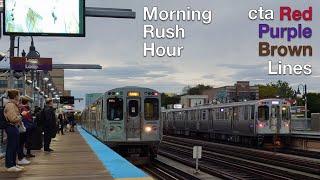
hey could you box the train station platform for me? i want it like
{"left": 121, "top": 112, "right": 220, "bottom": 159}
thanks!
{"left": 0, "top": 127, "right": 153, "bottom": 180}
{"left": 291, "top": 131, "right": 320, "bottom": 139}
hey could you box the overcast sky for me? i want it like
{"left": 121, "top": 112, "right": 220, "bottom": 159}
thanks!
{"left": 0, "top": 0, "right": 319, "bottom": 109}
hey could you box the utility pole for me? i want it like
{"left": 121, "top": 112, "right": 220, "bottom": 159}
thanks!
{"left": 8, "top": 36, "right": 15, "bottom": 89}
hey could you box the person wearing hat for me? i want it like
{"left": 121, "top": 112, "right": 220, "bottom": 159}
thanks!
{"left": 19, "top": 96, "right": 35, "bottom": 159}
{"left": 42, "top": 98, "right": 57, "bottom": 152}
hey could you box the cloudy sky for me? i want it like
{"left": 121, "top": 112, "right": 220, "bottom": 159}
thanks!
{"left": 0, "top": 0, "right": 319, "bottom": 109}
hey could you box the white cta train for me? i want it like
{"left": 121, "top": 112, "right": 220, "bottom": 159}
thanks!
{"left": 82, "top": 86, "right": 162, "bottom": 164}
{"left": 162, "top": 99, "right": 291, "bottom": 146}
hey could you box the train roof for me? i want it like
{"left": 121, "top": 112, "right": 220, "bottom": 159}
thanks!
{"left": 107, "top": 86, "right": 159, "bottom": 93}
{"left": 162, "top": 99, "right": 289, "bottom": 112}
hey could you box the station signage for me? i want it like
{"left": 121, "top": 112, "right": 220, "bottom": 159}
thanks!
{"left": 10, "top": 57, "right": 52, "bottom": 71}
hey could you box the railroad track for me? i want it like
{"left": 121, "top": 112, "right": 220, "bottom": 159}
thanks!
{"left": 141, "top": 159, "right": 201, "bottom": 180}
{"left": 159, "top": 136, "right": 320, "bottom": 180}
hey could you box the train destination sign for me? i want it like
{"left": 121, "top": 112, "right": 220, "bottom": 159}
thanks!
{"left": 10, "top": 57, "right": 52, "bottom": 71}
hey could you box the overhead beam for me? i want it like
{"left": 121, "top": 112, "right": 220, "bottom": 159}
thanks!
{"left": 0, "top": 7, "right": 136, "bottom": 19}
{"left": 0, "top": 64, "right": 102, "bottom": 70}
{"left": 53, "top": 64, "right": 102, "bottom": 69}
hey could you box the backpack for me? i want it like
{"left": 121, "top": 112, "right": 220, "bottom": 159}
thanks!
{"left": 0, "top": 106, "right": 7, "bottom": 129}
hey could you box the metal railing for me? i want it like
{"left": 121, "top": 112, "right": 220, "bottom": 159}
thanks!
{"left": 291, "top": 118, "right": 312, "bottom": 131}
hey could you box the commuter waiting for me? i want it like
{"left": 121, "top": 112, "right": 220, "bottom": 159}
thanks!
{"left": 4, "top": 89, "right": 28, "bottom": 172}
{"left": 58, "top": 113, "right": 65, "bottom": 135}
{"left": 19, "top": 96, "right": 35, "bottom": 159}
{"left": 42, "top": 99, "right": 57, "bottom": 152}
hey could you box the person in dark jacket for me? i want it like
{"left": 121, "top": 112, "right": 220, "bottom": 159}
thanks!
{"left": 42, "top": 99, "right": 57, "bottom": 152}
{"left": 18, "top": 96, "right": 35, "bottom": 162}
{"left": 57, "top": 113, "right": 64, "bottom": 135}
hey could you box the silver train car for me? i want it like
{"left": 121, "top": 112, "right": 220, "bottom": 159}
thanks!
{"left": 162, "top": 99, "right": 291, "bottom": 146}
{"left": 82, "top": 86, "right": 162, "bottom": 164}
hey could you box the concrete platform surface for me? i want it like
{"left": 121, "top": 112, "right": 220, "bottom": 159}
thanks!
{"left": 0, "top": 130, "right": 114, "bottom": 180}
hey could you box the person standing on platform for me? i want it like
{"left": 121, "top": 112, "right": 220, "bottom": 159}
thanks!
{"left": 42, "top": 99, "right": 57, "bottom": 152}
{"left": 4, "top": 89, "right": 27, "bottom": 172}
{"left": 19, "top": 96, "right": 35, "bottom": 158}
{"left": 58, "top": 113, "right": 64, "bottom": 135}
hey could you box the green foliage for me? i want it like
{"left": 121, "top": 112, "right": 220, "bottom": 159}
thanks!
{"left": 259, "top": 85, "right": 278, "bottom": 99}
{"left": 307, "top": 93, "right": 320, "bottom": 114}
{"left": 161, "top": 93, "right": 180, "bottom": 107}
{"left": 184, "top": 84, "right": 213, "bottom": 95}
{"left": 259, "top": 80, "right": 295, "bottom": 99}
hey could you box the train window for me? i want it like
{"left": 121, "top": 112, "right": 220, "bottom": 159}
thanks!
{"left": 202, "top": 110, "right": 207, "bottom": 120}
{"left": 128, "top": 100, "right": 139, "bottom": 117}
{"left": 144, "top": 98, "right": 159, "bottom": 120}
{"left": 250, "top": 105, "right": 255, "bottom": 120}
{"left": 282, "top": 106, "right": 290, "bottom": 121}
{"left": 107, "top": 98, "right": 123, "bottom": 120}
{"left": 258, "top": 105, "right": 269, "bottom": 121}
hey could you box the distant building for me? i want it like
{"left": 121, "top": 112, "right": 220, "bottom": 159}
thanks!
{"left": 180, "top": 95, "right": 208, "bottom": 108}
{"left": 85, "top": 93, "right": 103, "bottom": 106}
{"left": 202, "top": 81, "right": 259, "bottom": 103}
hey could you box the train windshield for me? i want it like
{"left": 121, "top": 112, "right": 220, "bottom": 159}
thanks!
{"left": 107, "top": 98, "right": 123, "bottom": 120}
{"left": 258, "top": 105, "right": 269, "bottom": 121}
{"left": 144, "top": 98, "right": 159, "bottom": 120}
{"left": 282, "top": 106, "right": 290, "bottom": 121}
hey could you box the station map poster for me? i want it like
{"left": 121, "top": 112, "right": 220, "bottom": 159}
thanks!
{"left": 3, "top": 0, "right": 85, "bottom": 36}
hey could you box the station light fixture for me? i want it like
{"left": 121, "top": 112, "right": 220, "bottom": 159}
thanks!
{"left": 50, "top": 88, "right": 55, "bottom": 91}
{"left": 26, "top": 80, "right": 33, "bottom": 85}
{"left": 43, "top": 77, "right": 49, "bottom": 81}
{"left": 35, "top": 87, "right": 40, "bottom": 91}
{"left": 48, "top": 83, "right": 52, "bottom": 87}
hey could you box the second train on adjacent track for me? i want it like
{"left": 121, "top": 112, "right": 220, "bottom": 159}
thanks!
{"left": 162, "top": 99, "right": 291, "bottom": 146}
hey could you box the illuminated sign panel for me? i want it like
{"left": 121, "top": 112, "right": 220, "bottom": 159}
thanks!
{"left": 4, "top": 0, "right": 85, "bottom": 36}
{"left": 10, "top": 57, "right": 52, "bottom": 71}
{"left": 128, "top": 92, "right": 140, "bottom": 97}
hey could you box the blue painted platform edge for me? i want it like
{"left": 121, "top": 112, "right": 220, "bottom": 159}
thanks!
{"left": 77, "top": 126, "right": 148, "bottom": 179}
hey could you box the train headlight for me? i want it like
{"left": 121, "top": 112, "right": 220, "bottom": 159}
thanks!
{"left": 258, "top": 123, "right": 264, "bottom": 128}
{"left": 284, "top": 122, "right": 289, "bottom": 127}
{"left": 145, "top": 126, "right": 152, "bottom": 132}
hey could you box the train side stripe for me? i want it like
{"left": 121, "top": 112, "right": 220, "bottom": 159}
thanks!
{"left": 77, "top": 126, "right": 150, "bottom": 179}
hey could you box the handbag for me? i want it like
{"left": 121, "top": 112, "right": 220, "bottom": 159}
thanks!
{"left": 18, "top": 123, "right": 27, "bottom": 133}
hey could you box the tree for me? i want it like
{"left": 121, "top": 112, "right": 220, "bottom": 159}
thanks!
{"left": 306, "top": 93, "right": 320, "bottom": 116}
{"left": 184, "top": 84, "right": 213, "bottom": 95}
{"left": 259, "top": 85, "right": 278, "bottom": 99}
{"left": 161, "top": 93, "right": 180, "bottom": 107}
{"left": 259, "top": 80, "right": 295, "bottom": 99}
{"left": 268, "top": 80, "right": 295, "bottom": 98}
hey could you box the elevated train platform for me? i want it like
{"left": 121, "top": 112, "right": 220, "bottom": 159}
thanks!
{"left": 0, "top": 127, "right": 152, "bottom": 180}
{"left": 290, "top": 131, "right": 320, "bottom": 152}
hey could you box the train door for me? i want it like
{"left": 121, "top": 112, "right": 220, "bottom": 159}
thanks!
{"left": 127, "top": 98, "right": 141, "bottom": 140}
{"left": 270, "top": 105, "right": 280, "bottom": 133}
